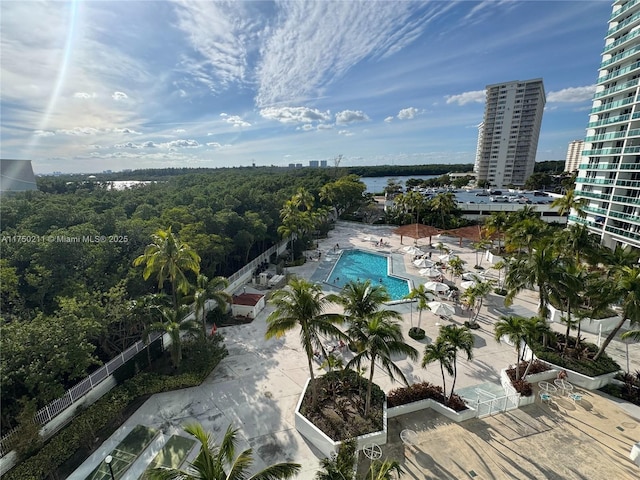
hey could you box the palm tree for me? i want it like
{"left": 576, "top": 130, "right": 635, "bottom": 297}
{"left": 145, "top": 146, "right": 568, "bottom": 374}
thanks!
{"left": 472, "top": 239, "right": 492, "bottom": 268}
{"left": 329, "top": 279, "right": 391, "bottom": 323}
{"left": 621, "top": 329, "right": 640, "bottom": 342}
{"left": 556, "top": 223, "right": 601, "bottom": 266}
{"left": 521, "top": 316, "right": 552, "bottom": 379}
{"left": 422, "top": 337, "right": 454, "bottom": 404}
{"left": 133, "top": 227, "right": 201, "bottom": 310}
{"left": 551, "top": 188, "right": 587, "bottom": 218}
{"left": 265, "top": 277, "right": 345, "bottom": 406}
{"left": 484, "top": 211, "right": 508, "bottom": 253}
{"left": 135, "top": 293, "right": 170, "bottom": 367}
{"left": 146, "top": 422, "right": 301, "bottom": 480}
{"left": 505, "top": 218, "right": 548, "bottom": 256}
{"left": 145, "top": 306, "right": 200, "bottom": 369}
{"left": 463, "top": 279, "right": 495, "bottom": 326}
{"left": 494, "top": 315, "right": 526, "bottom": 380}
{"left": 439, "top": 325, "right": 474, "bottom": 399}
{"left": 346, "top": 311, "right": 418, "bottom": 416}
{"left": 429, "top": 193, "right": 458, "bottom": 229}
{"left": 492, "top": 260, "right": 507, "bottom": 290}
{"left": 186, "top": 274, "right": 232, "bottom": 337}
{"left": 447, "top": 257, "right": 466, "bottom": 280}
{"left": 505, "top": 237, "right": 560, "bottom": 319}
{"left": 404, "top": 284, "right": 433, "bottom": 329}
{"left": 593, "top": 266, "right": 640, "bottom": 361}
{"left": 366, "top": 460, "right": 404, "bottom": 480}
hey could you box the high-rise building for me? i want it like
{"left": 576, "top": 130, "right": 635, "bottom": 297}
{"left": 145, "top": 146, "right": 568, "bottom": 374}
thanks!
{"left": 474, "top": 79, "right": 546, "bottom": 188}
{"left": 572, "top": 0, "right": 640, "bottom": 250}
{"left": 565, "top": 140, "right": 585, "bottom": 173}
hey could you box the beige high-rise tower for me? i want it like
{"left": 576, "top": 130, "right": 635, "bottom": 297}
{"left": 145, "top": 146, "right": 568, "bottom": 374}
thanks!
{"left": 565, "top": 140, "right": 584, "bottom": 173}
{"left": 474, "top": 79, "right": 546, "bottom": 188}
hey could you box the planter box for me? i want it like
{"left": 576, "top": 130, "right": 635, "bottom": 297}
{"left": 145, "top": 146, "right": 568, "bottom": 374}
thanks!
{"left": 546, "top": 304, "right": 626, "bottom": 335}
{"left": 387, "top": 398, "right": 476, "bottom": 422}
{"left": 485, "top": 251, "right": 502, "bottom": 265}
{"left": 294, "top": 378, "right": 387, "bottom": 459}
{"left": 536, "top": 361, "right": 618, "bottom": 390}
{"left": 524, "top": 369, "right": 558, "bottom": 384}
{"left": 500, "top": 368, "right": 532, "bottom": 406}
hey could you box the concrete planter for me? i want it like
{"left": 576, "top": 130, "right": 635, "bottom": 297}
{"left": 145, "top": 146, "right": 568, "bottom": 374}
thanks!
{"left": 537, "top": 361, "right": 618, "bottom": 390}
{"left": 485, "top": 251, "right": 502, "bottom": 265}
{"left": 546, "top": 304, "right": 626, "bottom": 335}
{"left": 524, "top": 369, "right": 558, "bottom": 384}
{"left": 387, "top": 398, "right": 476, "bottom": 422}
{"left": 500, "top": 368, "right": 532, "bottom": 404}
{"left": 294, "top": 378, "right": 387, "bottom": 459}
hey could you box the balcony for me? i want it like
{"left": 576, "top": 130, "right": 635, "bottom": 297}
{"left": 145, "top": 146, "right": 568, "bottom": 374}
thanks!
{"left": 607, "top": 10, "right": 640, "bottom": 36}
{"left": 584, "top": 131, "right": 628, "bottom": 141}
{"left": 593, "top": 79, "right": 638, "bottom": 98}
{"left": 605, "top": 225, "right": 640, "bottom": 241}
{"left": 590, "top": 97, "right": 635, "bottom": 114}
{"left": 603, "top": 28, "right": 640, "bottom": 54}
{"left": 615, "top": 179, "right": 640, "bottom": 187}
{"left": 609, "top": 210, "right": 640, "bottom": 222}
{"left": 581, "top": 147, "right": 623, "bottom": 156}
{"left": 610, "top": 0, "right": 640, "bottom": 21}
{"left": 597, "top": 60, "right": 640, "bottom": 83}
{"left": 575, "top": 177, "right": 615, "bottom": 185}
{"left": 612, "top": 194, "right": 640, "bottom": 204}
{"left": 588, "top": 114, "right": 631, "bottom": 128}
{"left": 601, "top": 45, "right": 640, "bottom": 68}
{"left": 577, "top": 163, "right": 620, "bottom": 170}
{"left": 620, "top": 162, "right": 640, "bottom": 169}
{"left": 576, "top": 190, "right": 611, "bottom": 200}
{"left": 568, "top": 215, "right": 603, "bottom": 229}
{"left": 624, "top": 146, "right": 640, "bottom": 153}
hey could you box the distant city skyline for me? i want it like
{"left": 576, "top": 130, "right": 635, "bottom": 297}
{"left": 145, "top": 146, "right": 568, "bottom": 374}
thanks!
{"left": 1, "top": 1, "right": 611, "bottom": 174}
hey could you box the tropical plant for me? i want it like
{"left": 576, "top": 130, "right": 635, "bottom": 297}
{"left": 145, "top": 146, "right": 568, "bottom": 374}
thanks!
{"left": 447, "top": 256, "right": 466, "bottom": 279}
{"left": 494, "top": 315, "right": 526, "bottom": 380}
{"left": 505, "top": 217, "right": 548, "bottom": 256}
{"left": 133, "top": 227, "right": 201, "bottom": 310}
{"left": 462, "top": 279, "right": 495, "bottom": 326}
{"left": 135, "top": 293, "right": 170, "bottom": 367}
{"left": 346, "top": 311, "right": 418, "bottom": 416}
{"left": 186, "top": 274, "right": 231, "bottom": 337}
{"left": 484, "top": 211, "right": 508, "bottom": 252}
{"left": 366, "top": 460, "right": 404, "bottom": 480}
{"left": 429, "top": 192, "right": 458, "bottom": 229}
{"left": 621, "top": 329, "right": 640, "bottom": 342}
{"left": 551, "top": 188, "right": 587, "bottom": 218}
{"left": 146, "top": 422, "right": 301, "bottom": 480}
{"left": 521, "top": 316, "right": 552, "bottom": 378}
{"left": 404, "top": 283, "right": 433, "bottom": 329}
{"left": 439, "top": 325, "right": 474, "bottom": 399}
{"left": 472, "top": 239, "right": 492, "bottom": 268}
{"left": 422, "top": 337, "right": 454, "bottom": 401}
{"left": 145, "top": 306, "right": 200, "bottom": 369}
{"left": 265, "top": 277, "right": 345, "bottom": 406}
{"left": 593, "top": 266, "right": 640, "bottom": 361}
{"left": 315, "top": 439, "right": 356, "bottom": 480}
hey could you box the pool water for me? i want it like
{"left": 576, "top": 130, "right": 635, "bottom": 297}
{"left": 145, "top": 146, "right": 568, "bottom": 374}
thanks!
{"left": 327, "top": 249, "right": 410, "bottom": 300}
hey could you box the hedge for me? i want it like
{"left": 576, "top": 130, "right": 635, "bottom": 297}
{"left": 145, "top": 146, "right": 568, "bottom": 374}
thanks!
{"left": 5, "top": 337, "right": 227, "bottom": 480}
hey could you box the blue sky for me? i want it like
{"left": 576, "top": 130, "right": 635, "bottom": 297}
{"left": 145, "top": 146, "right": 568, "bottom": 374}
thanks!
{"left": 0, "top": 0, "right": 612, "bottom": 174}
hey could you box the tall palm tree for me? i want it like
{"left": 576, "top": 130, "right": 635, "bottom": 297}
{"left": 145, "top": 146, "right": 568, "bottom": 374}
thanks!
{"left": 429, "top": 193, "right": 458, "bottom": 229}
{"left": 145, "top": 306, "right": 200, "bottom": 369}
{"left": 521, "top": 316, "right": 552, "bottom": 379}
{"left": 505, "top": 217, "right": 548, "bottom": 256}
{"left": 404, "top": 283, "right": 433, "bottom": 329}
{"left": 463, "top": 279, "right": 495, "bottom": 326}
{"left": 551, "top": 188, "right": 587, "bottom": 218}
{"left": 484, "top": 211, "right": 508, "bottom": 253}
{"left": 472, "top": 239, "right": 492, "bottom": 267}
{"left": 447, "top": 256, "right": 466, "bottom": 280}
{"left": 346, "top": 311, "right": 418, "bottom": 416}
{"left": 265, "top": 278, "right": 345, "bottom": 406}
{"left": 186, "top": 274, "right": 232, "bottom": 337}
{"left": 146, "top": 422, "right": 301, "bottom": 480}
{"left": 556, "top": 223, "right": 601, "bottom": 266}
{"left": 134, "top": 227, "right": 201, "bottom": 310}
{"left": 439, "top": 325, "right": 474, "bottom": 399}
{"left": 494, "top": 315, "right": 526, "bottom": 380}
{"left": 593, "top": 266, "right": 640, "bottom": 360}
{"left": 422, "top": 337, "right": 454, "bottom": 401}
{"left": 505, "top": 237, "right": 561, "bottom": 319}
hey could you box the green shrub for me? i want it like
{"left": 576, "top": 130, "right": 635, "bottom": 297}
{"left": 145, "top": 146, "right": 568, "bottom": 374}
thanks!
{"left": 387, "top": 381, "right": 468, "bottom": 411}
{"left": 534, "top": 343, "right": 620, "bottom": 377}
{"left": 5, "top": 338, "right": 227, "bottom": 480}
{"left": 408, "top": 327, "right": 426, "bottom": 340}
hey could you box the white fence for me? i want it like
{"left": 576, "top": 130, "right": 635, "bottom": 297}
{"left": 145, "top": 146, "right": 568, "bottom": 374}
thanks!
{"left": 0, "top": 239, "right": 290, "bottom": 459}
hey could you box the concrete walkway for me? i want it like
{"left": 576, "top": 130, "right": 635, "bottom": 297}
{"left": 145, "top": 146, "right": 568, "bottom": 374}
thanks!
{"left": 70, "top": 221, "right": 640, "bottom": 479}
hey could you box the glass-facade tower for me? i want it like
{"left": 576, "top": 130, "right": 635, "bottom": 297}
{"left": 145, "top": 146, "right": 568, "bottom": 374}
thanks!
{"left": 573, "top": 0, "right": 640, "bottom": 250}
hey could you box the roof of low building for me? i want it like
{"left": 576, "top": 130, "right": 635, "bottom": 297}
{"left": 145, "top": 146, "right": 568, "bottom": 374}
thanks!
{"left": 232, "top": 293, "right": 265, "bottom": 306}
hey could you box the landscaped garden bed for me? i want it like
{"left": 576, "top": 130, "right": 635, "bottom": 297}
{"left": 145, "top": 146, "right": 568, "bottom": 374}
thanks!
{"left": 298, "top": 369, "right": 384, "bottom": 442}
{"left": 599, "top": 371, "right": 640, "bottom": 406}
{"left": 408, "top": 327, "right": 426, "bottom": 340}
{"left": 387, "top": 382, "right": 468, "bottom": 411}
{"left": 504, "top": 360, "right": 553, "bottom": 396}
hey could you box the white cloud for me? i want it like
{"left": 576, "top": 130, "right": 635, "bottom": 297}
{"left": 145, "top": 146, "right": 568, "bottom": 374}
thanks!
{"left": 57, "top": 127, "right": 100, "bottom": 136}
{"left": 173, "top": 128, "right": 186, "bottom": 133}
{"left": 445, "top": 90, "right": 486, "bottom": 105}
{"left": 338, "top": 130, "right": 354, "bottom": 136}
{"left": 224, "top": 115, "right": 251, "bottom": 128}
{"left": 219, "top": 113, "right": 228, "bottom": 117}
{"left": 260, "top": 106, "right": 332, "bottom": 124}
{"left": 112, "top": 91, "right": 128, "bottom": 101}
{"left": 384, "top": 116, "right": 394, "bottom": 123}
{"left": 73, "top": 92, "right": 95, "bottom": 99}
{"left": 33, "top": 130, "right": 55, "bottom": 137}
{"left": 547, "top": 85, "right": 596, "bottom": 103}
{"left": 300, "top": 124, "right": 314, "bottom": 131}
{"left": 206, "top": 142, "right": 231, "bottom": 149}
{"left": 163, "top": 139, "right": 200, "bottom": 149}
{"left": 317, "top": 124, "right": 334, "bottom": 130}
{"left": 397, "top": 107, "right": 421, "bottom": 120}
{"left": 112, "top": 127, "right": 142, "bottom": 135}
{"left": 335, "top": 110, "right": 370, "bottom": 125}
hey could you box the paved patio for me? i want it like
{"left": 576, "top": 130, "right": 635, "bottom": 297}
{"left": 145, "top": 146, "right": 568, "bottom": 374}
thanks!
{"left": 69, "top": 221, "right": 640, "bottom": 479}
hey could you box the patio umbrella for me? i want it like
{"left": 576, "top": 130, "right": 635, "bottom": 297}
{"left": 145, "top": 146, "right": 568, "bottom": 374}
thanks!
{"left": 438, "top": 254, "right": 458, "bottom": 263}
{"left": 424, "top": 281, "right": 449, "bottom": 293}
{"left": 428, "top": 301, "right": 455, "bottom": 318}
{"left": 462, "top": 272, "right": 484, "bottom": 282}
{"left": 460, "top": 280, "right": 477, "bottom": 290}
{"left": 420, "top": 268, "right": 443, "bottom": 278}
{"left": 405, "top": 246, "right": 424, "bottom": 256}
{"left": 414, "top": 258, "right": 435, "bottom": 268}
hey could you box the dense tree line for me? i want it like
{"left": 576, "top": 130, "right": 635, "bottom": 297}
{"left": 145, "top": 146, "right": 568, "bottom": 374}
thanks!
{"left": 0, "top": 168, "right": 370, "bottom": 432}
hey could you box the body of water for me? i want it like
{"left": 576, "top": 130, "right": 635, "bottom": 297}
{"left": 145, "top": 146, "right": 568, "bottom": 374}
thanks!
{"left": 326, "top": 249, "right": 410, "bottom": 300}
{"left": 361, "top": 175, "right": 438, "bottom": 193}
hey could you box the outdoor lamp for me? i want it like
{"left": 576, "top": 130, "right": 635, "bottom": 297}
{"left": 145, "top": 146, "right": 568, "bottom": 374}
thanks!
{"left": 105, "top": 455, "right": 115, "bottom": 480}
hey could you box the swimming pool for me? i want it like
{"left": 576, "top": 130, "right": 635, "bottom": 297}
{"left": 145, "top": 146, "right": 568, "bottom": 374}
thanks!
{"left": 326, "top": 249, "right": 410, "bottom": 301}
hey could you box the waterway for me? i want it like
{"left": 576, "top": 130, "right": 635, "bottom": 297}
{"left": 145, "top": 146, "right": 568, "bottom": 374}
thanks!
{"left": 360, "top": 175, "right": 439, "bottom": 193}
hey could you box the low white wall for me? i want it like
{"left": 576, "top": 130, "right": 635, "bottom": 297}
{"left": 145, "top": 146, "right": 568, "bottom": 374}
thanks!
{"left": 294, "top": 378, "right": 387, "bottom": 459}
{"left": 387, "top": 398, "right": 476, "bottom": 422}
{"left": 630, "top": 442, "right": 640, "bottom": 467}
{"left": 485, "top": 251, "right": 502, "bottom": 265}
{"left": 536, "top": 361, "right": 617, "bottom": 390}
{"left": 546, "top": 304, "right": 628, "bottom": 335}
{"left": 500, "top": 368, "right": 532, "bottom": 406}
{"left": 524, "top": 369, "right": 558, "bottom": 383}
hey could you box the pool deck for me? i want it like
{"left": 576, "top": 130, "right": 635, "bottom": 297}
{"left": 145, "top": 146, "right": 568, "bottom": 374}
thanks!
{"left": 69, "top": 221, "right": 640, "bottom": 479}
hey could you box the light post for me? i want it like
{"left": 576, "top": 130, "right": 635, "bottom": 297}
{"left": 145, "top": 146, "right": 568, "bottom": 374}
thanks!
{"left": 105, "top": 455, "right": 115, "bottom": 480}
